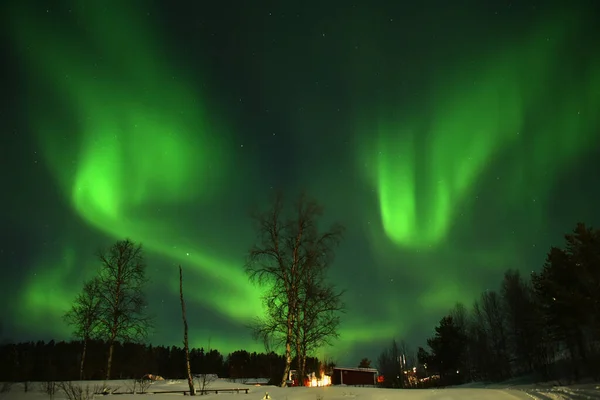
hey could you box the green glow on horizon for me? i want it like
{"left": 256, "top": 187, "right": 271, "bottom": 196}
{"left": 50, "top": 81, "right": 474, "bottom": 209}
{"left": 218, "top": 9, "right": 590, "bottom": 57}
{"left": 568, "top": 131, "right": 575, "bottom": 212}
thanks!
{"left": 20, "top": 248, "right": 78, "bottom": 336}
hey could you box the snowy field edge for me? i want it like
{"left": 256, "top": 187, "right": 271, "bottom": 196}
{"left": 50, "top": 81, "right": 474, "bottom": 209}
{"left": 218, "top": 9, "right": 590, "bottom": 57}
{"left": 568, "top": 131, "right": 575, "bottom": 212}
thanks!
{"left": 2, "top": 378, "right": 600, "bottom": 400}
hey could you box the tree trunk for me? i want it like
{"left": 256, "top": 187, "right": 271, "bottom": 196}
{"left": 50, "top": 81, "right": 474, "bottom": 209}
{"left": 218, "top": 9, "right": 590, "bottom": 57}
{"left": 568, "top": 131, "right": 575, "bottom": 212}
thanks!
{"left": 280, "top": 321, "right": 293, "bottom": 387}
{"left": 106, "top": 271, "right": 122, "bottom": 382}
{"left": 106, "top": 340, "right": 114, "bottom": 381}
{"left": 301, "top": 354, "right": 307, "bottom": 386}
{"left": 295, "top": 339, "right": 303, "bottom": 386}
{"left": 80, "top": 339, "right": 88, "bottom": 380}
{"left": 180, "top": 266, "right": 195, "bottom": 396}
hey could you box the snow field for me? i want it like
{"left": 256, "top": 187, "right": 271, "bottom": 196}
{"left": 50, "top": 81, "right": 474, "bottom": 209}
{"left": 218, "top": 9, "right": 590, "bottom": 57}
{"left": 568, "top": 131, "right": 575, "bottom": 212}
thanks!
{"left": 1, "top": 378, "right": 599, "bottom": 400}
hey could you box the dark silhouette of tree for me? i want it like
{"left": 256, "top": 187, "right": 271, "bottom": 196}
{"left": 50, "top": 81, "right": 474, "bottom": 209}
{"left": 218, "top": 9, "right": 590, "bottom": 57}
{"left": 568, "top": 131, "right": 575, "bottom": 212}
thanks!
{"left": 96, "top": 239, "right": 152, "bottom": 380}
{"left": 204, "top": 349, "right": 225, "bottom": 376}
{"left": 245, "top": 193, "right": 344, "bottom": 386}
{"left": 179, "top": 266, "right": 195, "bottom": 395}
{"left": 64, "top": 277, "right": 101, "bottom": 380}
{"left": 0, "top": 339, "right": 304, "bottom": 383}
{"left": 358, "top": 358, "right": 371, "bottom": 368}
{"left": 448, "top": 303, "right": 474, "bottom": 380}
{"left": 322, "top": 358, "right": 336, "bottom": 377}
{"left": 466, "top": 299, "right": 491, "bottom": 381}
{"left": 425, "top": 316, "right": 466, "bottom": 385}
{"left": 227, "top": 350, "right": 251, "bottom": 380}
{"left": 480, "top": 290, "right": 511, "bottom": 380}
{"left": 417, "top": 346, "right": 430, "bottom": 368}
{"left": 372, "top": 222, "right": 600, "bottom": 388}
{"left": 377, "top": 340, "right": 403, "bottom": 388}
{"left": 532, "top": 223, "right": 600, "bottom": 381}
{"left": 500, "top": 269, "right": 544, "bottom": 375}
{"left": 195, "top": 341, "right": 218, "bottom": 392}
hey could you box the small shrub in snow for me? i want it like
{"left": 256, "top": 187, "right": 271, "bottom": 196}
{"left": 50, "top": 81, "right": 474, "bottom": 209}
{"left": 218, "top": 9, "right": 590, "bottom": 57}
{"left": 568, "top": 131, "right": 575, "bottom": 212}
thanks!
{"left": 23, "top": 381, "right": 29, "bottom": 392}
{"left": 126, "top": 378, "right": 152, "bottom": 394}
{"left": 40, "top": 381, "right": 57, "bottom": 399}
{"left": 92, "top": 384, "right": 119, "bottom": 395}
{"left": 125, "top": 380, "right": 135, "bottom": 394}
{"left": 58, "top": 381, "right": 94, "bottom": 400}
{"left": 137, "top": 378, "right": 152, "bottom": 393}
{"left": 196, "top": 374, "right": 217, "bottom": 395}
{"left": 0, "top": 382, "right": 12, "bottom": 393}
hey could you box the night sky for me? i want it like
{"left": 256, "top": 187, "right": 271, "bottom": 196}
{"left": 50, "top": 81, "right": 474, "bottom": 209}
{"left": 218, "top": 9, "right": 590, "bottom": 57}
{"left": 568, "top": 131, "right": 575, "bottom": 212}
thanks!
{"left": 2, "top": 0, "right": 600, "bottom": 366}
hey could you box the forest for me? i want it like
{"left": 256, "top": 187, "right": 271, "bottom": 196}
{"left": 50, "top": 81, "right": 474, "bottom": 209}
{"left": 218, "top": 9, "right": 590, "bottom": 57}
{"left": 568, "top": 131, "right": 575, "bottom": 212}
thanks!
{"left": 0, "top": 339, "right": 320, "bottom": 384}
{"left": 377, "top": 222, "right": 600, "bottom": 388}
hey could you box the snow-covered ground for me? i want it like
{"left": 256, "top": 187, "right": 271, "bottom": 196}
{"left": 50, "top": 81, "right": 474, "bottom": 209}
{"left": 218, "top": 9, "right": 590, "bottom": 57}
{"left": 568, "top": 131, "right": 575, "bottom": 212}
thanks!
{"left": 454, "top": 377, "right": 600, "bottom": 399}
{"left": 1, "top": 378, "right": 599, "bottom": 400}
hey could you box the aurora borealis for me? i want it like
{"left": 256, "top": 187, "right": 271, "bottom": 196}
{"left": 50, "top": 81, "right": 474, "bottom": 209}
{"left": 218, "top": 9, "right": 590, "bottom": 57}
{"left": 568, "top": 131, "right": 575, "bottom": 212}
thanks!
{"left": 2, "top": 0, "right": 599, "bottom": 365}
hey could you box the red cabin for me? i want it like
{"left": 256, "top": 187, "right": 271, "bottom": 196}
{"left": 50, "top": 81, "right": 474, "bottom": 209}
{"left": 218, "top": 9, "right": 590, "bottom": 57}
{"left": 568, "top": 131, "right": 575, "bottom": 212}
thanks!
{"left": 331, "top": 367, "right": 378, "bottom": 386}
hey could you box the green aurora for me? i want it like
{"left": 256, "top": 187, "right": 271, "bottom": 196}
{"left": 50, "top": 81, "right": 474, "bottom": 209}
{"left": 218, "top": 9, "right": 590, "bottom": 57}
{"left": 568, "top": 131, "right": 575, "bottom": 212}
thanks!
{"left": 360, "top": 11, "right": 599, "bottom": 250}
{"left": 3, "top": 1, "right": 599, "bottom": 363}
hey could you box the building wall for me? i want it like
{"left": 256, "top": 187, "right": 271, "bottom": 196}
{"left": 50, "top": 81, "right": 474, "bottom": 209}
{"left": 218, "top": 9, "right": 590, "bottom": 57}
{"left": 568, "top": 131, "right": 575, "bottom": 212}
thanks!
{"left": 331, "top": 369, "right": 376, "bottom": 386}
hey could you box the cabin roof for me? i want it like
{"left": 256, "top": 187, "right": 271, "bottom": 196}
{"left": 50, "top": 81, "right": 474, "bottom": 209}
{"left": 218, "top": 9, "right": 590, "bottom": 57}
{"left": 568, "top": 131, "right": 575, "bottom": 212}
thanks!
{"left": 332, "top": 367, "right": 378, "bottom": 373}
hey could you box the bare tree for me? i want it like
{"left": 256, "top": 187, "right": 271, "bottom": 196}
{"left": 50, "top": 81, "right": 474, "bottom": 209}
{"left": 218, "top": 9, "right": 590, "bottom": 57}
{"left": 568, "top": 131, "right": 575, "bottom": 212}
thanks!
{"left": 245, "top": 193, "right": 344, "bottom": 387}
{"left": 480, "top": 290, "right": 511, "bottom": 380}
{"left": 501, "top": 270, "right": 539, "bottom": 374}
{"left": 450, "top": 303, "right": 469, "bottom": 334}
{"left": 96, "top": 239, "right": 152, "bottom": 381}
{"left": 196, "top": 339, "right": 216, "bottom": 394}
{"left": 64, "top": 277, "right": 102, "bottom": 380}
{"left": 450, "top": 302, "right": 473, "bottom": 381}
{"left": 377, "top": 340, "right": 403, "bottom": 388}
{"left": 179, "top": 266, "right": 195, "bottom": 395}
{"left": 470, "top": 299, "right": 492, "bottom": 381}
{"left": 294, "top": 251, "right": 344, "bottom": 384}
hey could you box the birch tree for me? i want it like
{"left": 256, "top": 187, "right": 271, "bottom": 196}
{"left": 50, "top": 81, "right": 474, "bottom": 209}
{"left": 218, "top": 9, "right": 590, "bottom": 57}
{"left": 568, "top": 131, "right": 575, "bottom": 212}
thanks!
{"left": 96, "top": 239, "right": 152, "bottom": 381}
{"left": 245, "top": 193, "right": 344, "bottom": 387}
{"left": 64, "top": 277, "right": 102, "bottom": 380}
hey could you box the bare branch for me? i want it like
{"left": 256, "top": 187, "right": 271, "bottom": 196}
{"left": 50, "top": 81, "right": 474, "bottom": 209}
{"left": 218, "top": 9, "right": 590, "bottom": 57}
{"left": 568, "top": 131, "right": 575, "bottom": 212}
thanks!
{"left": 64, "top": 276, "right": 103, "bottom": 380}
{"left": 245, "top": 192, "right": 345, "bottom": 386}
{"left": 94, "top": 239, "right": 153, "bottom": 380}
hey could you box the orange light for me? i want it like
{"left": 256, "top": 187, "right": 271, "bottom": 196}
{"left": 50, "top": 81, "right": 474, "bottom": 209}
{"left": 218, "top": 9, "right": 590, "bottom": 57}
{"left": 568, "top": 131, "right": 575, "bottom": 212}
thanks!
{"left": 307, "top": 373, "right": 332, "bottom": 387}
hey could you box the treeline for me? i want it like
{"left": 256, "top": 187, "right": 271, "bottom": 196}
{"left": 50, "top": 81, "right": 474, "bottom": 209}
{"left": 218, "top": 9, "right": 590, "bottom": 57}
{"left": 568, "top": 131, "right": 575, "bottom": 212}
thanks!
{"left": 379, "top": 222, "right": 600, "bottom": 387}
{"left": 58, "top": 193, "right": 345, "bottom": 387}
{"left": 0, "top": 339, "right": 320, "bottom": 383}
